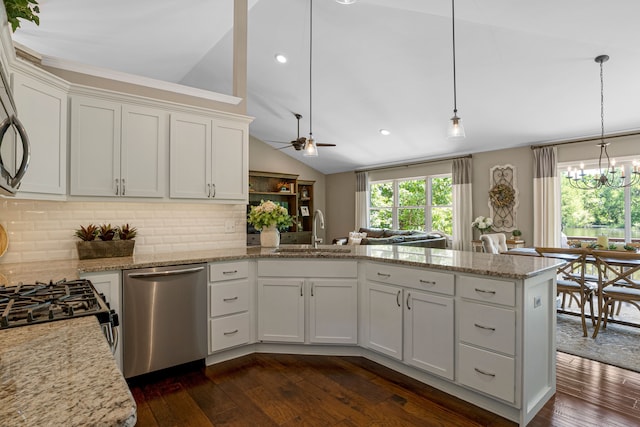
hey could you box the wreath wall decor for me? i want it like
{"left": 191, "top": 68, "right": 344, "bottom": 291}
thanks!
{"left": 488, "top": 165, "right": 519, "bottom": 231}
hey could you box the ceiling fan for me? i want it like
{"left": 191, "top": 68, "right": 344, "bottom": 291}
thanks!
{"left": 269, "top": 112, "right": 336, "bottom": 152}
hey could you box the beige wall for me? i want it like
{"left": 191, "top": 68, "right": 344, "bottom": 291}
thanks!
{"left": 324, "top": 135, "right": 640, "bottom": 246}
{"left": 249, "top": 136, "right": 327, "bottom": 242}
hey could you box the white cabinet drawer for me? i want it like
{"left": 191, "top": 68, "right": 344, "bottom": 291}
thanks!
{"left": 458, "top": 343, "right": 515, "bottom": 403}
{"left": 459, "top": 301, "right": 515, "bottom": 355}
{"left": 365, "top": 263, "right": 454, "bottom": 296}
{"left": 209, "top": 280, "right": 249, "bottom": 317}
{"left": 457, "top": 275, "right": 515, "bottom": 306}
{"left": 209, "top": 312, "right": 250, "bottom": 352}
{"left": 209, "top": 261, "right": 249, "bottom": 282}
{"left": 258, "top": 260, "right": 357, "bottom": 278}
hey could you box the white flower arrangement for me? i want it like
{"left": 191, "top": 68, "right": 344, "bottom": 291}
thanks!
{"left": 247, "top": 200, "right": 293, "bottom": 231}
{"left": 472, "top": 215, "right": 493, "bottom": 233}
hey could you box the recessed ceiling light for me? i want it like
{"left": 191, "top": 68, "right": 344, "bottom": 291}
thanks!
{"left": 336, "top": 0, "right": 357, "bottom": 4}
{"left": 275, "top": 54, "right": 287, "bottom": 64}
{"left": 379, "top": 129, "right": 391, "bottom": 136}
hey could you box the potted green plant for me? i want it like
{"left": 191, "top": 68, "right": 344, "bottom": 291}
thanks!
{"left": 511, "top": 229, "right": 522, "bottom": 240}
{"left": 75, "top": 223, "right": 137, "bottom": 260}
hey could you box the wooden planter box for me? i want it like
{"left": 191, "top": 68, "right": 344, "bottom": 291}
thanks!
{"left": 76, "top": 240, "right": 135, "bottom": 260}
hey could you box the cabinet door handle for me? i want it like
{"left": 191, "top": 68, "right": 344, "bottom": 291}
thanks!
{"left": 211, "top": 183, "right": 216, "bottom": 198}
{"left": 223, "top": 329, "right": 239, "bottom": 336}
{"left": 475, "top": 288, "right": 496, "bottom": 295}
{"left": 474, "top": 367, "right": 496, "bottom": 378}
{"left": 122, "top": 178, "right": 126, "bottom": 196}
{"left": 300, "top": 283, "right": 303, "bottom": 297}
{"left": 115, "top": 178, "right": 119, "bottom": 195}
{"left": 474, "top": 323, "right": 496, "bottom": 332}
{"left": 396, "top": 290, "right": 401, "bottom": 307}
{"left": 377, "top": 272, "right": 391, "bottom": 278}
{"left": 207, "top": 183, "right": 211, "bottom": 197}
{"left": 223, "top": 296, "right": 239, "bottom": 302}
{"left": 419, "top": 279, "right": 436, "bottom": 285}
{"left": 406, "top": 292, "right": 411, "bottom": 310}
{"left": 222, "top": 270, "right": 238, "bottom": 275}
{"left": 311, "top": 283, "right": 314, "bottom": 297}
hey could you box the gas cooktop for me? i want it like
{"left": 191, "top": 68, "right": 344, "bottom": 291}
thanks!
{"left": 0, "top": 279, "right": 113, "bottom": 329}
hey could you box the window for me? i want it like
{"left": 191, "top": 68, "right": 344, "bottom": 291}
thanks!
{"left": 560, "top": 160, "right": 640, "bottom": 242}
{"left": 369, "top": 175, "right": 452, "bottom": 234}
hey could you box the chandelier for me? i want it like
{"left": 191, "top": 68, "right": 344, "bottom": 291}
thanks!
{"left": 566, "top": 55, "right": 640, "bottom": 190}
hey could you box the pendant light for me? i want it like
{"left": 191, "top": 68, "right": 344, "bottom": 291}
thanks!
{"left": 447, "top": 0, "right": 465, "bottom": 140}
{"left": 303, "top": 0, "right": 319, "bottom": 157}
{"left": 566, "top": 55, "right": 640, "bottom": 190}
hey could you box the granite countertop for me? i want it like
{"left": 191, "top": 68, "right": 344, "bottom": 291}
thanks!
{"left": 0, "top": 316, "right": 136, "bottom": 427}
{"left": 0, "top": 245, "right": 564, "bottom": 286}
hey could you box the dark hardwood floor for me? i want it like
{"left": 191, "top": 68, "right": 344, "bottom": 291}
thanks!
{"left": 128, "top": 351, "right": 640, "bottom": 426}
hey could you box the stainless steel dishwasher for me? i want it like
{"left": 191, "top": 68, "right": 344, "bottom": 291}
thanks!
{"left": 123, "top": 263, "right": 207, "bottom": 378}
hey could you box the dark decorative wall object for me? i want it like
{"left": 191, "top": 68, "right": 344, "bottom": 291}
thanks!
{"left": 488, "top": 164, "right": 518, "bottom": 231}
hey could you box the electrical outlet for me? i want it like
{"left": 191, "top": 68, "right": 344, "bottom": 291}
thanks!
{"left": 533, "top": 296, "right": 542, "bottom": 308}
{"left": 225, "top": 220, "right": 236, "bottom": 233}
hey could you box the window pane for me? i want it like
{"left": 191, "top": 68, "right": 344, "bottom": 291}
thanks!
{"left": 432, "top": 177, "right": 452, "bottom": 206}
{"left": 432, "top": 207, "right": 453, "bottom": 235}
{"left": 398, "top": 179, "right": 425, "bottom": 206}
{"left": 561, "top": 169, "right": 625, "bottom": 239}
{"left": 398, "top": 208, "right": 425, "bottom": 230}
{"left": 370, "top": 182, "right": 393, "bottom": 208}
{"left": 632, "top": 180, "right": 640, "bottom": 238}
{"left": 370, "top": 209, "right": 392, "bottom": 229}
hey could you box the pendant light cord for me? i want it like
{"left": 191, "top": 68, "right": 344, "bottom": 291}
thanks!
{"left": 309, "top": 0, "right": 313, "bottom": 138}
{"left": 451, "top": 0, "right": 458, "bottom": 114}
{"left": 599, "top": 57, "right": 605, "bottom": 145}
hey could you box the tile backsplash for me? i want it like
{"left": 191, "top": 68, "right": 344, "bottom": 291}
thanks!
{"left": 0, "top": 200, "right": 247, "bottom": 263}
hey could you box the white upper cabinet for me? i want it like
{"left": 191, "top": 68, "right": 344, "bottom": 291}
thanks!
{"left": 12, "top": 65, "right": 68, "bottom": 196}
{"left": 70, "top": 95, "right": 168, "bottom": 198}
{"left": 170, "top": 113, "right": 248, "bottom": 202}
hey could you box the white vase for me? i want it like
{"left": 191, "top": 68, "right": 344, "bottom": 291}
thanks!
{"left": 260, "top": 225, "right": 280, "bottom": 248}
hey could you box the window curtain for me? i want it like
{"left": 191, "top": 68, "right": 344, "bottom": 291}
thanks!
{"left": 355, "top": 171, "right": 369, "bottom": 230}
{"left": 452, "top": 157, "right": 472, "bottom": 251}
{"left": 532, "top": 146, "right": 560, "bottom": 247}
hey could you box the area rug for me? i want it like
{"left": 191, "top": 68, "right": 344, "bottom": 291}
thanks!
{"left": 556, "top": 313, "right": 640, "bottom": 372}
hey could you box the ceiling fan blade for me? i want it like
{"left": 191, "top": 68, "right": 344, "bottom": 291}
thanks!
{"left": 264, "top": 139, "right": 293, "bottom": 144}
{"left": 316, "top": 143, "right": 337, "bottom": 147}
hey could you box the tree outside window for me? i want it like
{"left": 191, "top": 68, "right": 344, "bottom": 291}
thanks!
{"left": 560, "top": 161, "right": 640, "bottom": 241}
{"left": 369, "top": 175, "right": 452, "bottom": 235}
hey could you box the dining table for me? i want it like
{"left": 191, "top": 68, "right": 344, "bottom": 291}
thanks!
{"left": 507, "top": 246, "right": 640, "bottom": 338}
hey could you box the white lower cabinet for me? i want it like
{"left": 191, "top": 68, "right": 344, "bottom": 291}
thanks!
{"left": 80, "top": 271, "right": 122, "bottom": 371}
{"left": 257, "top": 260, "right": 358, "bottom": 344}
{"left": 208, "top": 261, "right": 252, "bottom": 353}
{"left": 456, "top": 275, "right": 517, "bottom": 403}
{"left": 363, "top": 262, "right": 455, "bottom": 380}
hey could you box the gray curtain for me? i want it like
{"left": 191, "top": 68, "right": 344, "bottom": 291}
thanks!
{"left": 452, "top": 157, "right": 472, "bottom": 251}
{"left": 532, "top": 146, "right": 560, "bottom": 247}
{"left": 355, "top": 171, "right": 368, "bottom": 230}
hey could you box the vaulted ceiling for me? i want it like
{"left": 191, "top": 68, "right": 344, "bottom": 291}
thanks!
{"left": 12, "top": 0, "right": 640, "bottom": 174}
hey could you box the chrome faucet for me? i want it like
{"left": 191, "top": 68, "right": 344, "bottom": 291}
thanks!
{"left": 312, "top": 209, "right": 325, "bottom": 248}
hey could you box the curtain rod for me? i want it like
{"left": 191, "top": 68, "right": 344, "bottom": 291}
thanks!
{"left": 355, "top": 154, "right": 472, "bottom": 174}
{"left": 530, "top": 130, "right": 640, "bottom": 150}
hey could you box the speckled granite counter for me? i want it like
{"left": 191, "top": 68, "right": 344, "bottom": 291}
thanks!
{"left": 0, "top": 245, "right": 564, "bottom": 286}
{"left": 0, "top": 316, "right": 136, "bottom": 426}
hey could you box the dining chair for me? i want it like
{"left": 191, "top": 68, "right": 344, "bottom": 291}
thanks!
{"left": 535, "top": 247, "right": 597, "bottom": 337}
{"left": 480, "top": 233, "right": 508, "bottom": 254}
{"left": 591, "top": 250, "right": 640, "bottom": 337}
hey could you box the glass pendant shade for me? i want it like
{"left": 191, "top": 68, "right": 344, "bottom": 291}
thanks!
{"left": 303, "top": 137, "right": 318, "bottom": 157}
{"left": 447, "top": 114, "right": 465, "bottom": 139}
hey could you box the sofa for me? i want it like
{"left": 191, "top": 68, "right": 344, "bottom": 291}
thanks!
{"left": 333, "top": 227, "right": 447, "bottom": 248}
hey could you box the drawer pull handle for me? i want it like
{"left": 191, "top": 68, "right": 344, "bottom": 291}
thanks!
{"left": 419, "top": 279, "right": 436, "bottom": 285}
{"left": 475, "top": 288, "right": 496, "bottom": 295}
{"left": 223, "top": 296, "right": 239, "bottom": 302}
{"left": 474, "top": 368, "right": 496, "bottom": 378}
{"left": 474, "top": 323, "right": 496, "bottom": 331}
{"left": 377, "top": 272, "right": 391, "bottom": 278}
{"left": 222, "top": 270, "right": 238, "bottom": 275}
{"left": 223, "top": 329, "right": 239, "bottom": 336}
